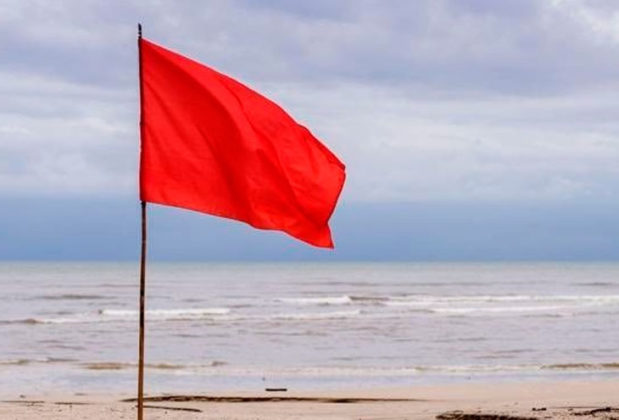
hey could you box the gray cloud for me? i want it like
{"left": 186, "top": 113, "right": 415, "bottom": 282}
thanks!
{"left": 1, "top": 0, "right": 619, "bottom": 201}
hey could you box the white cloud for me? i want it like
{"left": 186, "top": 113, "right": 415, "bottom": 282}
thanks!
{"left": 1, "top": 0, "right": 619, "bottom": 201}
{"left": 263, "top": 81, "right": 619, "bottom": 201}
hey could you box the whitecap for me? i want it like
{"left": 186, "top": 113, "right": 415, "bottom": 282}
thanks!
{"left": 275, "top": 296, "right": 353, "bottom": 305}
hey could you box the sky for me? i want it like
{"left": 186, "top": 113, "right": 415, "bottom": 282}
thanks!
{"left": 1, "top": 0, "right": 619, "bottom": 260}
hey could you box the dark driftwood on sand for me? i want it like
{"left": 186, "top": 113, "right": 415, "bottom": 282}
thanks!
{"left": 572, "top": 406, "right": 619, "bottom": 416}
{"left": 122, "top": 395, "right": 421, "bottom": 404}
{"left": 144, "top": 404, "right": 202, "bottom": 413}
{"left": 436, "top": 412, "right": 538, "bottom": 420}
{"left": 1, "top": 400, "right": 45, "bottom": 404}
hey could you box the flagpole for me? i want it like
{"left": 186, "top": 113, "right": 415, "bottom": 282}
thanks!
{"left": 137, "top": 200, "right": 146, "bottom": 420}
{"left": 138, "top": 201, "right": 146, "bottom": 420}
{"left": 137, "top": 23, "right": 146, "bottom": 420}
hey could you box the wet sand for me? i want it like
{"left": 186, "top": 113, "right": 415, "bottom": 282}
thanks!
{"left": 1, "top": 379, "right": 618, "bottom": 419}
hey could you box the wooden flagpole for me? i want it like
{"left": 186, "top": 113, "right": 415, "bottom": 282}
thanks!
{"left": 138, "top": 201, "right": 146, "bottom": 420}
{"left": 137, "top": 23, "right": 146, "bottom": 420}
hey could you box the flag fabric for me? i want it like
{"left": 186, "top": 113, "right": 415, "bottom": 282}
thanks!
{"left": 138, "top": 38, "right": 346, "bottom": 248}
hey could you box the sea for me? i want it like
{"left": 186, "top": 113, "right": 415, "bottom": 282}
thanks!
{"left": 1, "top": 262, "right": 618, "bottom": 396}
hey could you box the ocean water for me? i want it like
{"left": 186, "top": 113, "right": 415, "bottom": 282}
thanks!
{"left": 1, "top": 262, "right": 619, "bottom": 396}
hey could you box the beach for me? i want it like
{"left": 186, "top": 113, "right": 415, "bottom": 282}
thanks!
{"left": 2, "top": 380, "right": 618, "bottom": 419}
{"left": 2, "top": 262, "right": 619, "bottom": 418}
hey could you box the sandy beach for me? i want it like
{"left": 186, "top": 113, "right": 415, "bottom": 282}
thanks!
{"left": 1, "top": 379, "right": 618, "bottom": 419}
{"left": 3, "top": 263, "right": 619, "bottom": 418}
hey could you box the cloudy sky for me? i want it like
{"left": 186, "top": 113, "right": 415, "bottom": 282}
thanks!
{"left": 2, "top": 0, "right": 619, "bottom": 260}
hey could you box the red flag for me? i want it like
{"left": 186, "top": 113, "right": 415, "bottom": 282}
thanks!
{"left": 138, "top": 39, "right": 345, "bottom": 248}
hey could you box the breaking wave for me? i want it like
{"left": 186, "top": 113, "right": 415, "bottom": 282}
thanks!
{"left": 0, "top": 357, "right": 76, "bottom": 366}
{"left": 272, "top": 294, "right": 619, "bottom": 317}
{"left": 77, "top": 361, "right": 619, "bottom": 376}
{"left": 81, "top": 360, "right": 227, "bottom": 371}
{"left": 38, "top": 294, "right": 110, "bottom": 301}
{"left": 275, "top": 296, "right": 352, "bottom": 305}
{"left": 100, "top": 308, "right": 231, "bottom": 319}
{"left": 1, "top": 308, "right": 363, "bottom": 325}
{"left": 263, "top": 310, "right": 361, "bottom": 321}
{"left": 276, "top": 294, "right": 619, "bottom": 306}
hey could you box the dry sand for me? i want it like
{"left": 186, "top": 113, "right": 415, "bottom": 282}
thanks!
{"left": 1, "top": 379, "right": 618, "bottom": 419}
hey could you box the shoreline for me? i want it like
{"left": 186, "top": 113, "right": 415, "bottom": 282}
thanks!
{"left": 1, "top": 378, "right": 617, "bottom": 419}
